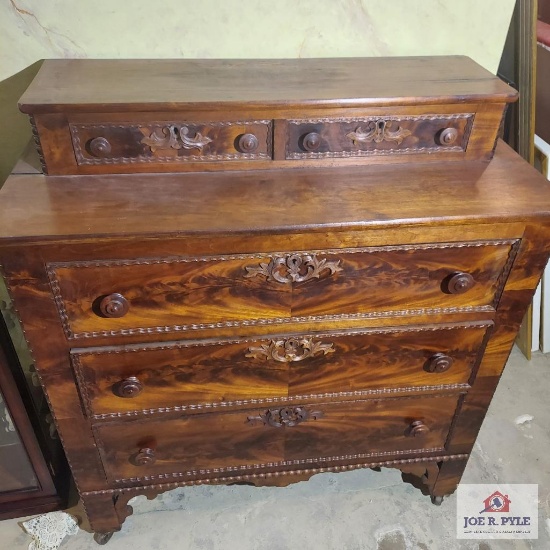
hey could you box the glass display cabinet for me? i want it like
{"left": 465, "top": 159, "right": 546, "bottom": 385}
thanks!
{"left": 0, "top": 264, "right": 69, "bottom": 518}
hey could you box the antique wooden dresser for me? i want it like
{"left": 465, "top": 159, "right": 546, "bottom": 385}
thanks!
{"left": 1, "top": 57, "right": 550, "bottom": 544}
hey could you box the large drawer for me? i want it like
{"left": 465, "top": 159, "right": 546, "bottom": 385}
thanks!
{"left": 73, "top": 322, "right": 490, "bottom": 418}
{"left": 47, "top": 240, "right": 516, "bottom": 340}
{"left": 94, "top": 394, "right": 460, "bottom": 483}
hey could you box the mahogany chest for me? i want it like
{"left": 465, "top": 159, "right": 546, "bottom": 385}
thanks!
{"left": 1, "top": 57, "right": 549, "bottom": 544}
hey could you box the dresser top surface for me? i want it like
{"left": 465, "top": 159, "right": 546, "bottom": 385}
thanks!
{"left": 0, "top": 141, "right": 548, "bottom": 242}
{"left": 19, "top": 56, "right": 516, "bottom": 114}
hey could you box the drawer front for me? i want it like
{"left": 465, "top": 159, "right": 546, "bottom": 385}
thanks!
{"left": 69, "top": 120, "right": 272, "bottom": 165}
{"left": 286, "top": 114, "right": 473, "bottom": 159}
{"left": 95, "top": 395, "right": 459, "bottom": 482}
{"left": 73, "top": 323, "right": 489, "bottom": 418}
{"left": 47, "top": 240, "right": 516, "bottom": 339}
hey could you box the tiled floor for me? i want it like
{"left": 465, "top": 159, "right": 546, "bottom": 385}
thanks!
{"left": 1, "top": 346, "right": 549, "bottom": 550}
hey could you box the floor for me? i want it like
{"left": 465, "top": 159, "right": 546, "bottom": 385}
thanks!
{"left": 1, "top": 346, "right": 549, "bottom": 550}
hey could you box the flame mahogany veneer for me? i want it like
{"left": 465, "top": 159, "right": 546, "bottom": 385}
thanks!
{"left": 1, "top": 58, "right": 550, "bottom": 544}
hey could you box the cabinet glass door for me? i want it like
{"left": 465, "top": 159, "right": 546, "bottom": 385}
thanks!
{"left": 0, "top": 390, "right": 39, "bottom": 494}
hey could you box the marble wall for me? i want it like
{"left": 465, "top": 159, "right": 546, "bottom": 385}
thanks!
{"left": 0, "top": 0, "right": 516, "bottom": 182}
{"left": 1, "top": 0, "right": 515, "bottom": 81}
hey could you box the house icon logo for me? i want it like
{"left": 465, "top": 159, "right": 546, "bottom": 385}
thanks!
{"left": 479, "top": 491, "right": 512, "bottom": 513}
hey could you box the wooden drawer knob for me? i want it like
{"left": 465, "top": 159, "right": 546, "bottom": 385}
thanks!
{"left": 116, "top": 376, "right": 143, "bottom": 398}
{"left": 407, "top": 420, "right": 430, "bottom": 437}
{"left": 439, "top": 128, "right": 458, "bottom": 146}
{"left": 237, "top": 133, "right": 259, "bottom": 153}
{"left": 89, "top": 137, "right": 112, "bottom": 157}
{"left": 444, "top": 272, "right": 475, "bottom": 294}
{"left": 302, "top": 132, "right": 321, "bottom": 152}
{"left": 99, "top": 293, "right": 129, "bottom": 318}
{"left": 425, "top": 353, "right": 454, "bottom": 373}
{"left": 132, "top": 447, "right": 156, "bottom": 466}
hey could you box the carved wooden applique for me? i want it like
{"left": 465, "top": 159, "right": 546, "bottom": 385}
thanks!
{"left": 247, "top": 406, "right": 324, "bottom": 428}
{"left": 142, "top": 125, "right": 212, "bottom": 152}
{"left": 347, "top": 119, "right": 412, "bottom": 146}
{"left": 244, "top": 254, "right": 342, "bottom": 284}
{"left": 246, "top": 337, "right": 335, "bottom": 362}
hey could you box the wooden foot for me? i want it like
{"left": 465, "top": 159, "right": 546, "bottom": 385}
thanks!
{"left": 431, "top": 495, "right": 444, "bottom": 506}
{"left": 81, "top": 490, "right": 136, "bottom": 536}
{"left": 397, "top": 461, "right": 440, "bottom": 496}
{"left": 94, "top": 532, "right": 114, "bottom": 545}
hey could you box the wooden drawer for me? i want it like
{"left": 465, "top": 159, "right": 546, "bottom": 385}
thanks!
{"left": 69, "top": 119, "right": 273, "bottom": 167}
{"left": 20, "top": 58, "right": 516, "bottom": 175}
{"left": 47, "top": 240, "right": 516, "bottom": 340}
{"left": 94, "top": 394, "right": 459, "bottom": 483}
{"left": 73, "top": 322, "right": 490, "bottom": 418}
{"left": 285, "top": 114, "right": 473, "bottom": 159}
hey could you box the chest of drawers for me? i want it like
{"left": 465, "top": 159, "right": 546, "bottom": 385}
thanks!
{"left": 1, "top": 58, "right": 550, "bottom": 545}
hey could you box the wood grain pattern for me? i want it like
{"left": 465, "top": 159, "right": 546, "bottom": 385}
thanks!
{"left": 286, "top": 114, "right": 472, "bottom": 159}
{"left": 30, "top": 104, "right": 508, "bottom": 175}
{"left": 0, "top": 57, "right": 549, "bottom": 537}
{"left": 19, "top": 58, "right": 516, "bottom": 113}
{"left": 94, "top": 395, "right": 459, "bottom": 483}
{"left": 18, "top": 58, "right": 516, "bottom": 174}
{"left": 70, "top": 120, "right": 272, "bottom": 165}
{"left": 47, "top": 241, "right": 513, "bottom": 339}
{"left": 2, "top": 141, "right": 549, "bottom": 241}
{"left": 72, "top": 323, "right": 489, "bottom": 418}
{"left": 0, "top": 314, "right": 67, "bottom": 518}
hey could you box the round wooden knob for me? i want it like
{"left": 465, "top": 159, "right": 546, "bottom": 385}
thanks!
{"left": 132, "top": 448, "right": 156, "bottom": 466}
{"left": 302, "top": 132, "right": 321, "bottom": 152}
{"left": 237, "top": 133, "right": 259, "bottom": 153}
{"left": 408, "top": 420, "right": 430, "bottom": 437}
{"left": 444, "top": 272, "right": 475, "bottom": 295}
{"left": 425, "top": 353, "right": 454, "bottom": 373}
{"left": 117, "top": 376, "right": 143, "bottom": 398}
{"left": 439, "top": 128, "right": 458, "bottom": 146}
{"left": 99, "top": 293, "right": 129, "bottom": 318}
{"left": 89, "top": 137, "right": 112, "bottom": 157}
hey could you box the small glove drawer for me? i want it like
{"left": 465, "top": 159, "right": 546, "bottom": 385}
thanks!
{"left": 19, "top": 58, "right": 517, "bottom": 174}
{"left": 285, "top": 114, "right": 473, "bottom": 159}
{"left": 69, "top": 119, "right": 273, "bottom": 166}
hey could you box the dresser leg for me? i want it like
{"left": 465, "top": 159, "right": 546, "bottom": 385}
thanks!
{"left": 94, "top": 532, "right": 114, "bottom": 545}
{"left": 428, "top": 457, "right": 469, "bottom": 505}
{"left": 81, "top": 491, "right": 134, "bottom": 538}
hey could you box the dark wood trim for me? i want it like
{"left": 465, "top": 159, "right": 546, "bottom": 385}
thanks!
{"left": 0, "top": 313, "right": 68, "bottom": 519}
